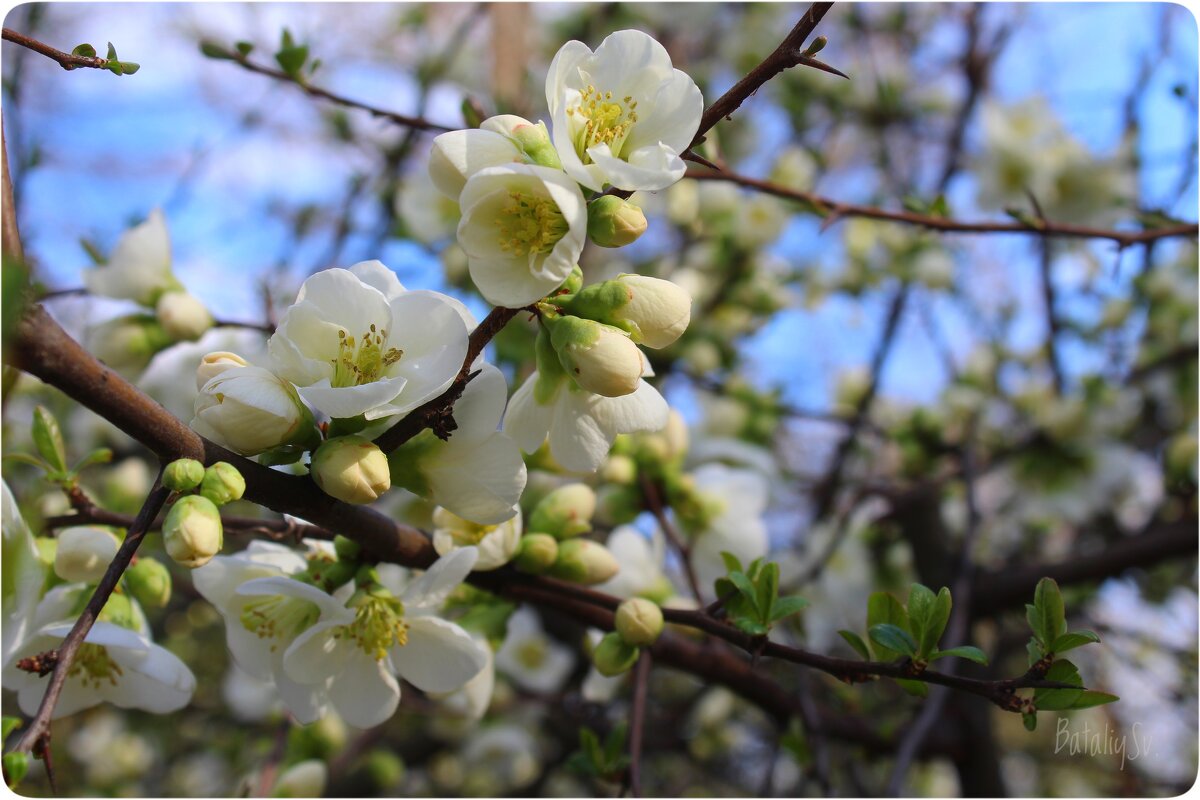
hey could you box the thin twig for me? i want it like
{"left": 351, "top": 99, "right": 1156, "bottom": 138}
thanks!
{"left": 13, "top": 476, "right": 170, "bottom": 761}
{"left": 639, "top": 475, "right": 704, "bottom": 605}
{"left": 628, "top": 652, "right": 652, "bottom": 798}
{"left": 2, "top": 28, "right": 116, "bottom": 72}
{"left": 686, "top": 168, "right": 1200, "bottom": 247}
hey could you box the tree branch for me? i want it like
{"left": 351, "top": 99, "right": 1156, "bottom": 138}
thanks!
{"left": 2, "top": 28, "right": 118, "bottom": 72}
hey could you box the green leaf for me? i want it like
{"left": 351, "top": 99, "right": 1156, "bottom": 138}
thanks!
{"left": 2, "top": 452, "right": 51, "bottom": 471}
{"left": 118, "top": 61, "right": 140, "bottom": 75}
{"left": 931, "top": 645, "right": 989, "bottom": 665}
{"left": 838, "top": 629, "right": 871, "bottom": 660}
{"left": 603, "top": 722, "right": 627, "bottom": 766}
{"left": 72, "top": 43, "right": 96, "bottom": 58}
{"left": 930, "top": 194, "right": 949, "bottom": 217}
{"left": 1027, "top": 637, "right": 1043, "bottom": 666}
{"left": 728, "top": 571, "right": 760, "bottom": 614}
{"left": 3, "top": 752, "right": 28, "bottom": 788}
{"left": 1068, "top": 690, "right": 1119, "bottom": 709}
{"left": 733, "top": 616, "right": 769, "bottom": 636}
{"left": 1033, "top": 659, "right": 1085, "bottom": 711}
{"left": 580, "top": 727, "right": 602, "bottom": 767}
{"left": 200, "top": 41, "right": 233, "bottom": 59}
{"left": 275, "top": 29, "right": 308, "bottom": 78}
{"left": 1049, "top": 630, "right": 1101, "bottom": 654}
{"left": 756, "top": 561, "right": 779, "bottom": 622}
{"left": 907, "top": 583, "right": 950, "bottom": 658}
{"left": 866, "top": 592, "right": 910, "bottom": 660}
{"left": 770, "top": 595, "right": 809, "bottom": 622}
{"left": 32, "top": 406, "right": 67, "bottom": 474}
{"left": 235, "top": 41, "right": 255, "bottom": 57}
{"left": 868, "top": 623, "right": 917, "bottom": 657}
{"left": 897, "top": 678, "right": 928, "bottom": 697}
{"left": 719, "top": 551, "right": 743, "bottom": 576}
{"left": 106, "top": 42, "right": 118, "bottom": 61}
{"left": 72, "top": 447, "right": 113, "bottom": 473}
{"left": 1, "top": 716, "right": 20, "bottom": 741}
{"left": 1032, "top": 578, "right": 1067, "bottom": 646}
{"left": 1023, "top": 711, "right": 1038, "bottom": 731}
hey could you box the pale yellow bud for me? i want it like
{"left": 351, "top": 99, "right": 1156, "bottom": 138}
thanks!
{"left": 155, "top": 291, "right": 213, "bottom": 342}
{"left": 195, "top": 351, "right": 248, "bottom": 390}
{"left": 311, "top": 436, "right": 391, "bottom": 504}
{"left": 163, "top": 495, "right": 223, "bottom": 568}
{"left": 54, "top": 526, "right": 121, "bottom": 583}
{"left": 615, "top": 598, "right": 664, "bottom": 646}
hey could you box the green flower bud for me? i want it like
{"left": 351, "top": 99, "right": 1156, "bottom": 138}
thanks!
{"left": 587, "top": 195, "right": 648, "bottom": 248}
{"left": 98, "top": 592, "right": 139, "bottom": 629}
{"left": 54, "top": 526, "right": 121, "bottom": 583}
{"left": 514, "top": 533, "right": 559, "bottom": 574}
{"left": 155, "top": 291, "right": 213, "bottom": 342}
{"left": 549, "top": 539, "right": 618, "bottom": 585}
{"left": 639, "top": 575, "right": 676, "bottom": 606}
{"left": 163, "top": 495, "right": 223, "bottom": 568}
{"left": 272, "top": 760, "right": 327, "bottom": 798}
{"left": 125, "top": 557, "right": 172, "bottom": 608}
{"left": 163, "top": 458, "right": 205, "bottom": 492}
{"left": 311, "top": 436, "right": 391, "bottom": 504}
{"left": 564, "top": 275, "right": 691, "bottom": 350}
{"left": 484, "top": 115, "right": 562, "bottom": 170}
{"left": 365, "top": 750, "right": 406, "bottom": 790}
{"left": 528, "top": 483, "right": 596, "bottom": 539}
{"left": 547, "top": 315, "right": 643, "bottom": 398}
{"left": 200, "top": 461, "right": 246, "bottom": 506}
{"left": 594, "top": 484, "right": 641, "bottom": 527}
{"left": 89, "top": 314, "right": 173, "bottom": 378}
{"left": 615, "top": 597, "right": 664, "bottom": 646}
{"left": 601, "top": 454, "right": 637, "bottom": 485}
{"left": 592, "top": 631, "right": 640, "bottom": 676}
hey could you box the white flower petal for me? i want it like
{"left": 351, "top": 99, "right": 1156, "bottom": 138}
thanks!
{"left": 424, "top": 433, "right": 527, "bottom": 526}
{"left": 402, "top": 548, "right": 478, "bottom": 610}
{"left": 281, "top": 621, "right": 349, "bottom": 686}
{"left": 327, "top": 653, "right": 400, "bottom": 728}
{"left": 391, "top": 616, "right": 487, "bottom": 693}
{"left": 502, "top": 371, "right": 553, "bottom": 454}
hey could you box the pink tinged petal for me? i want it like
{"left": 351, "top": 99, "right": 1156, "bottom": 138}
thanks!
{"left": 348, "top": 260, "right": 406, "bottom": 301}
{"left": 402, "top": 549, "right": 478, "bottom": 610}
{"left": 502, "top": 372, "right": 553, "bottom": 454}
{"left": 328, "top": 653, "right": 400, "bottom": 728}
{"left": 282, "top": 621, "right": 351, "bottom": 686}
{"left": 391, "top": 616, "right": 487, "bottom": 693}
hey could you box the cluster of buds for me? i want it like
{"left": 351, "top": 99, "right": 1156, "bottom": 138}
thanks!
{"left": 513, "top": 483, "right": 617, "bottom": 585}
{"left": 160, "top": 458, "right": 245, "bottom": 568}
{"left": 591, "top": 597, "right": 665, "bottom": 677}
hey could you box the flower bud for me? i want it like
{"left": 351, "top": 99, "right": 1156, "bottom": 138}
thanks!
{"left": 54, "top": 526, "right": 121, "bottom": 583}
{"left": 549, "top": 539, "right": 618, "bottom": 585}
{"left": 548, "top": 316, "right": 644, "bottom": 398}
{"left": 592, "top": 631, "right": 639, "bottom": 677}
{"left": 125, "top": 556, "right": 172, "bottom": 608}
{"left": 611, "top": 275, "right": 691, "bottom": 349}
{"left": 601, "top": 454, "right": 637, "bottom": 485}
{"left": 482, "top": 115, "right": 561, "bottom": 169}
{"left": 98, "top": 592, "right": 139, "bottom": 629}
{"left": 594, "top": 484, "right": 641, "bottom": 527}
{"left": 35, "top": 536, "right": 57, "bottom": 568}
{"left": 587, "top": 196, "right": 647, "bottom": 248}
{"left": 163, "top": 495, "right": 223, "bottom": 568}
{"left": 89, "top": 314, "right": 173, "bottom": 377}
{"left": 195, "top": 351, "right": 248, "bottom": 390}
{"left": 615, "top": 598, "right": 664, "bottom": 646}
{"left": 192, "top": 366, "right": 317, "bottom": 457}
{"left": 528, "top": 483, "right": 596, "bottom": 539}
{"left": 155, "top": 291, "right": 213, "bottom": 342}
{"left": 311, "top": 436, "right": 391, "bottom": 504}
{"left": 514, "top": 533, "right": 559, "bottom": 574}
{"left": 200, "top": 462, "right": 245, "bottom": 506}
{"left": 163, "top": 458, "right": 205, "bottom": 492}
{"left": 272, "top": 760, "right": 327, "bottom": 798}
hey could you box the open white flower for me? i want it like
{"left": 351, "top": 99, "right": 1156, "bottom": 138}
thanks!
{"left": 2, "top": 480, "right": 49, "bottom": 668}
{"left": 277, "top": 548, "right": 488, "bottom": 729}
{"left": 432, "top": 506, "right": 522, "bottom": 571}
{"left": 684, "top": 464, "right": 770, "bottom": 589}
{"left": 547, "top": 29, "right": 703, "bottom": 192}
{"left": 456, "top": 164, "right": 587, "bottom": 308}
{"left": 429, "top": 128, "right": 524, "bottom": 200}
{"left": 494, "top": 606, "right": 574, "bottom": 693}
{"left": 3, "top": 620, "right": 195, "bottom": 719}
{"left": 503, "top": 370, "right": 668, "bottom": 473}
{"left": 427, "top": 634, "right": 495, "bottom": 720}
{"left": 268, "top": 261, "right": 469, "bottom": 420}
{"left": 389, "top": 364, "right": 527, "bottom": 525}
{"left": 594, "top": 525, "right": 673, "bottom": 601}
{"left": 83, "top": 208, "right": 182, "bottom": 305}
{"left": 192, "top": 541, "right": 332, "bottom": 724}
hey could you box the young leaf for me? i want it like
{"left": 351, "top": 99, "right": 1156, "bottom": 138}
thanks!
{"left": 868, "top": 623, "right": 917, "bottom": 657}
{"left": 236, "top": 41, "right": 255, "bottom": 57}
{"left": 106, "top": 42, "right": 118, "bottom": 61}
{"left": 119, "top": 62, "right": 140, "bottom": 75}
{"left": 1022, "top": 711, "right": 1038, "bottom": 732}
{"left": 733, "top": 616, "right": 770, "bottom": 636}
{"left": 907, "top": 583, "right": 950, "bottom": 658}
{"left": 866, "top": 592, "right": 910, "bottom": 660}
{"left": 719, "top": 551, "right": 743, "bottom": 576}
{"left": 838, "top": 630, "right": 871, "bottom": 660}
{"left": 1067, "top": 690, "right": 1119, "bottom": 709}
{"left": 770, "top": 595, "right": 809, "bottom": 622}
{"left": 1031, "top": 577, "right": 1067, "bottom": 646}
{"left": 1033, "top": 659, "right": 1084, "bottom": 711}
{"left": 580, "top": 727, "right": 602, "bottom": 767}
{"left": 1, "top": 716, "right": 20, "bottom": 741}
{"left": 756, "top": 561, "right": 780, "bottom": 622}
{"left": 1049, "top": 630, "right": 1101, "bottom": 654}
{"left": 897, "top": 678, "right": 929, "bottom": 697}
{"left": 72, "top": 447, "right": 114, "bottom": 473}
{"left": 931, "top": 645, "right": 988, "bottom": 665}
{"left": 2, "top": 752, "right": 28, "bottom": 788}
{"left": 72, "top": 43, "right": 97, "bottom": 58}
{"left": 603, "top": 722, "right": 627, "bottom": 766}
{"left": 200, "top": 41, "right": 233, "bottom": 59}
{"left": 728, "top": 571, "right": 760, "bottom": 614}
{"left": 32, "top": 406, "right": 68, "bottom": 474}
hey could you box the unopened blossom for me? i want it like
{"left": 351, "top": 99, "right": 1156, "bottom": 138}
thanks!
{"left": 278, "top": 548, "right": 489, "bottom": 728}
{"left": 456, "top": 164, "right": 587, "bottom": 308}
{"left": 192, "top": 365, "right": 316, "bottom": 456}
{"left": 155, "top": 291, "right": 213, "bottom": 341}
{"left": 268, "top": 260, "right": 469, "bottom": 421}
{"left": 547, "top": 29, "right": 703, "bottom": 191}
{"left": 54, "top": 526, "right": 121, "bottom": 583}
{"left": 548, "top": 315, "right": 645, "bottom": 397}
{"left": 83, "top": 208, "right": 182, "bottom": 305}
